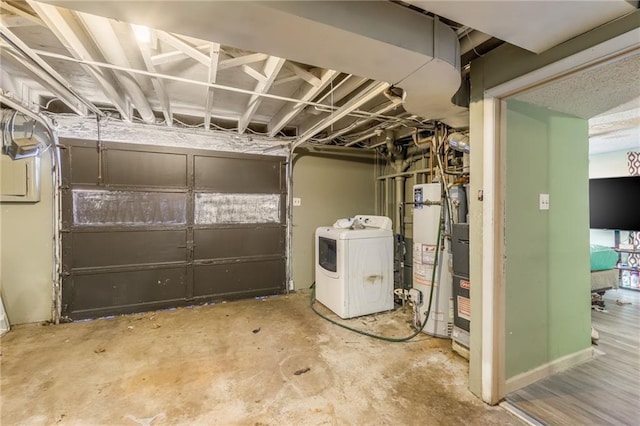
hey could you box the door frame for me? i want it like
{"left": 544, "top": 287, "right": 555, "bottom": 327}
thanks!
{"left": 480, "top": 28, "right": 640, "bottom": 404}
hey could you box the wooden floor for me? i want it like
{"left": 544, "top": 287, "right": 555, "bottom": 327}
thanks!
{"left": 506, "top": 288, "right": 640, "bottom": 426}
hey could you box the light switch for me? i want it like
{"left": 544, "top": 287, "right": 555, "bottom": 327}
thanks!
{"left": 539, "top": 193, "right": 549, "bottom": 210}
{"left": 293, "top": 197, "right": 302, "bottom": 206}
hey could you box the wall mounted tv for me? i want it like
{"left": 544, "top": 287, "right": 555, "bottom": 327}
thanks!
{"left": 589, "top": 176, "right": 640, "bottom": 230}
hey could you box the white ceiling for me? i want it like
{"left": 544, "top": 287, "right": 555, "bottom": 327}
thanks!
{"left": 406, "top": 0, "right": 637, "bottom": 53}
{"left": 2, "top": 1, "right": 638, "bottom": 152}
{"left": 513, "top": 52, "right": 640, "bottom": 154}
{"left": 1, "top": 0, "right": 468, "bottom": 145}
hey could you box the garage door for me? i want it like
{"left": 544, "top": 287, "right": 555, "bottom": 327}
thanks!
{"left": 60, "top": 138, "right": 286, "bottom": 320}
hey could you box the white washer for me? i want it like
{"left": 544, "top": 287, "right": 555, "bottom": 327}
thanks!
{"left": 315, "top": 215, "right": 394, "bottom": 319}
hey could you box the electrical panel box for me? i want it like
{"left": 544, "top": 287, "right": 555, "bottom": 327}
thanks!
{"left": 1, "top": 154, "right": 40, "bottom": 202}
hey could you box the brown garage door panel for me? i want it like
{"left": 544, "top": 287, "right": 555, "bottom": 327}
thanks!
{"left": 194, "top": 156, "right": 282, "bottom": 193}
{"left": 194, "top": 227, "right": 283, "bottom": 260}
{"left": 193, "top": 260, "right": 284, "bottom": 298}
{"left": 66, "top": 267, "right": 187, "bottom": 315}
{"left": 61, "top": 140, "right": 287, "bottom": 319}
{"left": 69, "top": 145, "right": 99, "bottom": 185}
{"left": 70, "top": 230, "right": 187, "bottom": 268}
{"left": 105, "top": 150, "right": 188, "bottom": 188}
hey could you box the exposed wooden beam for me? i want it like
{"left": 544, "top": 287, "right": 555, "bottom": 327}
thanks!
{"left": 0, "top": 67, "right": 20, "bottom": 94}
{"left": 217, "top": 52, "right": 269, "bottom": 82}
{"left": 27, "top": 1, "right": 131, "bottom": 120}
{"left": 0, "top": 25, "right": 99, "bottom": 116}
{"left": 150, "top": 43, "right": 210, "bottom": 66}
{"left": 218, "top": 53, "right": 268, "bottom": 70}
{"left": 204, "top": 42, "right": 220, "bottom": 130}
{"left": 294, "top": 81, "right": 390, "bottom": 146}
{"left": 284, "top": 62, "right": 322, "bottom": 87}
{"left": 295, "top": 75, "right": 369, "bottom": 135}
{"left": 241, "top": 64, "right": 266, "bottom": 83}
{"left": 133, "top": 26, "right": 173, "bottom": 126}
{"left": 78, "top": 12, "right": 155, "bottom": 123}
{"left": 0, "top": 47, "right": 89, "bottom": 116}
{"left": 0, "top": 2, "right": 45, "bottom": 27}
{"left": 1, "top": 15, "right": 36, "bottom": 28}
{"left": 317, "top": 98, "right": 403, "bottom": 143}
{"left": 268, "top": 69, "right": 338, "bottom": 137}
{"left": 237, "top": 56, "right": 285, "bottom": 134}
{"left": 272, "top": 75, "right": 302, "bottom": 87}
{"left": 155, "top": 31, "right": 209, "bottom": 66}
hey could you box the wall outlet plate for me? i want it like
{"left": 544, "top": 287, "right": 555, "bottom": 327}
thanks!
{"left": 539, "top": 193, "right": 550, "bottom": 210}
{"left": 293, "top": 197, "right": 301, "bottom": 206}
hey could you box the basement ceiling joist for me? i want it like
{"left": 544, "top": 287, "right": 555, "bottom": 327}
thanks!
{"left": 0, "top": 0, "right": 428, "bottom": 146}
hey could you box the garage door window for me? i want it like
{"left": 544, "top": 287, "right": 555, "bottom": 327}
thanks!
{"left": 194, "top": 193, "right": 280, "bottom": 225}
{"left": 72, "top": 189, "right": 187, "bottom": 226}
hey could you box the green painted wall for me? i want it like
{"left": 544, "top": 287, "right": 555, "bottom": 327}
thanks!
{"left": 505, "top": 100, "right": 550, "bottom": 376}
{"left": 505, "top": 100, "right": 590, "bottom": 378}
{"left": 547, "top": 114, "right": 591, "bottom": 361}
{"left": 292, "top": 151, "right": 375, "bottom": 290}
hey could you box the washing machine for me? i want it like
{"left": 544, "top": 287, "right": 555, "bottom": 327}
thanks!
{"left": 315, "top": 215, "right": 394, "bottom": 319}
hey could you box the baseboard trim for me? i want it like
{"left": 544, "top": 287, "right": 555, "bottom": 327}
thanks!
{"left": 505, "top": 347, "right": 593, "bottom": 394}
{"left": 499, "top": 401, "right": 545, "bottom": 426}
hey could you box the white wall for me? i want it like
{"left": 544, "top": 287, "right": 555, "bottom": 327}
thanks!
{"left": 589, "top": 149, "right": 630, "bottom": 178}
{"left": 589, "top": 149, "right": 632, "bottom": 245}
{"left": 0, "top": 153, "right": 53, "bottom": 324}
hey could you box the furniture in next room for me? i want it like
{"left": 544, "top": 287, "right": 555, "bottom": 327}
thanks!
{"left": 590, "top": 244, "right": 619, "bottom": 308}
{"left": 615, "top": 248, "right": 640, "bottom": 291}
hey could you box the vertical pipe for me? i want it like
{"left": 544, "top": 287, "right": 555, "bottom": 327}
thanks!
{"left": 52, "top": 130, "right": 62, "bottom": 324}
{"left": 96, "top": 117, "right": 103, "bottom": 185}
{"left": 374, "top": 148, "right": 379, "bottom": 215}
{"left": 394, "top": 176, "right": 405, "bottom": 234}
{"left": 286, "top": 148, "right": 294, "bottom": 293}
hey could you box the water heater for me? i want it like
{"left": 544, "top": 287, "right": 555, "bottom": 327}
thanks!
{"left": 412, "top": 183, "right": 453, "bottom": 338}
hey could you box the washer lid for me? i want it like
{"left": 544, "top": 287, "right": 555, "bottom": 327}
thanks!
{"left": 316, "top": 227, "right": 392, "bottom": 240}
{"left": 332, "top": 215, "right": 393, "bottom": 231}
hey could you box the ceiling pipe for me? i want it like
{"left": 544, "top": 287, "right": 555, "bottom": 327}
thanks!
{"left": 344, "top": 114, "right": 416, "bottom": 147}
{"left": 315, "top": 75, "right": 364, "bottom": 104}
{"left": 291, "top": 81, "right": 390, "bottom": 150}
{"left": 313, "top": 98, "right": 403, "bottom": 144}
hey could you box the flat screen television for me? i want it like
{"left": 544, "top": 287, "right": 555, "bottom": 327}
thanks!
{"left": 589, "top": 176, "right": 640, "bottom": 230}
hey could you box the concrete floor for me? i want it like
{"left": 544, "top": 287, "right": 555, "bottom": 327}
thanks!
{"left": 1, "top": 291, "right": 520, "bottom": 425}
